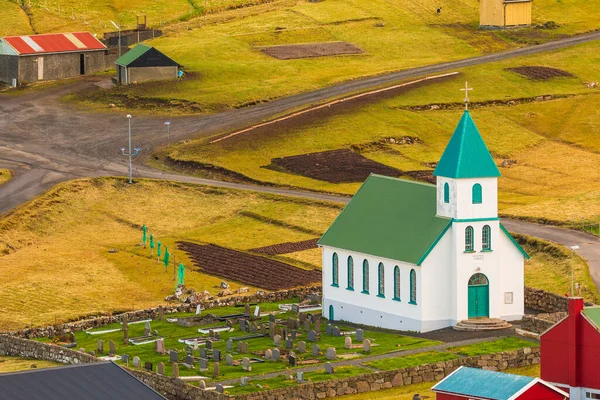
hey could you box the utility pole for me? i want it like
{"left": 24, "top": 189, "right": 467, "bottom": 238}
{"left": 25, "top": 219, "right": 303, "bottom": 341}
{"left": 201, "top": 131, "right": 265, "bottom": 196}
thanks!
{"left": 570, "top": 245, "right": 580, "bottom": 296}
{"left": 164, "top": 121, "right": 171, "bottom": 147}
{"left": 120, "top": 115, "right": 141, "bottom": 184}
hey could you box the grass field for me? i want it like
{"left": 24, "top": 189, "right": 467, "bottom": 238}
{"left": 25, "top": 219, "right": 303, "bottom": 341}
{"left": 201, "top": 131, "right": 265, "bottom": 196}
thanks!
{"left": 0, "top": 169, "right": 11, "bottom": 186}
{"left": 0, "top": 0, "right": 32, "bottom": 37}
{"left": 0, "top": 356, "right": 61, "bottom": 373}
{"left": 165, "top": 40, "right": 600, "bottom": 224}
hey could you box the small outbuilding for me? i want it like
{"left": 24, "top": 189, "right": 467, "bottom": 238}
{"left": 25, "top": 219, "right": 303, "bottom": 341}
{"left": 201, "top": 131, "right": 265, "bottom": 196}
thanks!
{"left": 480, "top": 0, "right": 533, "bottom": 28}
{"left": 0, "top": 32, "right": 113, "bottom": 85}
{"left": 115, "top": 44, "right": 180, "bottom": 85}
{"left": 432, "top": 366, "right": 569, "bottom": 400}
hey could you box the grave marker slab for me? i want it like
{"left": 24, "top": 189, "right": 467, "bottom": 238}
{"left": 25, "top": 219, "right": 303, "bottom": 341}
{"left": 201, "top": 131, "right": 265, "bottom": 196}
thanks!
{"left": 272, "top": 348, "right": 280, "bottom": 361}
{"left": 269, "top": 314, "right": 275, "bottom": 323}
{"left": 315, "top": 319, "right": 321, "bottom": 332}
{"left": 170, "top": 350, "right": 179, "bottom": 363}
{"left": 206, "top": 340, "right": 213, "bottom": 350}
{"left": 285, "top": 339, "right": 293, "bottom": 349}
{"left": 200, "top": 348, "right": 207, "bottom": 359}
{"left": 196, "top": 304, "right": 202, "bottom": 315}
{"left": 144, "top": 361, "right": 153, "bottom": 372}
{"left": 345, "top": 336, "right": 352, "bottom": 349}
{"left": 325, "top": 362, "right": 334, "bottom": 374}
{"left": 172, "top": 363, "right": 179, "bottom": 378}
{"left": 332, "top": 326, "right": 341, "bottom": 337}
{"left": 216, "top": 384, "right": 224, "bottom": 394}
{"left": 326, "top": 347, "right": 336, "bottom": 360}
{"left": 291, "top": 330, "right": 297, "bottom": 340}
{"left": 132, "top": 356, "right": 141, "bottom": 368}
{"left": 157, "top": 362, "right": 165, "bottom": 375}
{"left": 96, "top": 340, "right": 104, "bottom": 354}
{"left": 199, "top": 380, "right": 206, "bottom": 390}
{"left": 264, "top": 349, "right": 272, "bottom": 361}
{"left": 213, "top": 362, "right": 220, "bottom": 378}
{"left": 144, "top": 321, "right": 151, "bottom": 337}
{"left": 326, "top": 324, "right": 332, "bottom": 335}
{"left": 297, "top": 341, "right": 306, "bottom": 353}
{"left": 304, "top": 320, "right": 311, "bottom": 331}
{"left": 312, "top": 344, "right": 320, "bottom": 356}
{"left": 356, "top": 329, "right": 364, "bottom": 341}
{"left": 226, "top": 339, "right": 233, "bottom": 352}
{"left": 363, "top": 339, "right": 371, "bottom": 353}
{"left": 241, "top": 376, "right": 248, "bottom": 386}
{"left": 226, "top": 354, "right": 233, "bottom": 366}
{"left": 254, "top": 306, "right": 260, "bottom": 319}
{"left": 213, "top": 349, "right": 221, "bottom": 362}
{"left": 308, "top": 330, "right": 317, "bottom": 342}
{"left": 273, "top": 334, "right": 282, "bottom": 346}
{"left": 297, "top": 371, "right": 304, "bottom": 383}
{"left": 185, "top": 354, "right": 194, "bottom": 367}
{"left": 109, "top": 340, "right": 116, "bottom": 356}
{"left": 242, "top": 357, "right": 251, "bottom": 372}
{"left": 289, "top": 354, "right": 296, "bottom": 367}
{"left": 121, "top": 354, "right": 129, "bottom": 364}
{"left": 199, "top": 358, "right": 208, "bottom": 372}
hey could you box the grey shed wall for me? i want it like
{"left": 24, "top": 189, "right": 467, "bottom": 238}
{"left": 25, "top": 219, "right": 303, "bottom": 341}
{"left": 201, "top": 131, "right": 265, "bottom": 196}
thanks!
{"left": 127, "top": 65, "right": 178, "bottom": 84}
{"left": 0, "top": 55, "right": 18, "bottom": 84}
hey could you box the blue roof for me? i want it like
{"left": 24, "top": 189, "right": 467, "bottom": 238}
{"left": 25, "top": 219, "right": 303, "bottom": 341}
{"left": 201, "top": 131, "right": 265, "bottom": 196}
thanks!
{"left": 433, "top": 110, "right": 501, "bottom": 179}
{"left": 432, "top": 367, "right": 534, "bottom": 400}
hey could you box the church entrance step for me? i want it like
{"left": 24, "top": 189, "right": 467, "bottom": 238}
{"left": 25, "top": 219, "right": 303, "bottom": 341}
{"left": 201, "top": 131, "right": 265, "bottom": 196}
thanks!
{"left": 453, "top": 318, "right": 512, "bottom": 331}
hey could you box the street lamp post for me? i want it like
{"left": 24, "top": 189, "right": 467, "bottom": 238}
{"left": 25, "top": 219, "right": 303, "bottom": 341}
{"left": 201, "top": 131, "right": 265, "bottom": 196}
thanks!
{"left": 164, "top": 121, "right": 171, "bottom": 147}
{"left": 121, "top": 114, "right": 141, "bottom": 184}
{"left": 570, "top": 245, "right": 580, "bottom": 296}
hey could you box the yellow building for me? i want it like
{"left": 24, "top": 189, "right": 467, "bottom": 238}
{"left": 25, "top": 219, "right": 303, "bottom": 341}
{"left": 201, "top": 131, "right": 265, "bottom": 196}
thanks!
{"left": 480, "top": 0, "right": 532, "bottom": 28}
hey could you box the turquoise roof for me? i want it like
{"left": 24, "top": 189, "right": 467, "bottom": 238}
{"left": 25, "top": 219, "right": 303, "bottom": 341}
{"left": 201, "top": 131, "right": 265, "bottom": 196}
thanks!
{"left": 318, "top": 175, "right": 451, "bottom": 265}
{"left": 433, "top": 110, "right": 501, "bottom": 179}
{"left": 115, "top": 44, "right": 152, "bottom": 67}
{"left": 432, "top": 367, "right": 533, "bottom": 399}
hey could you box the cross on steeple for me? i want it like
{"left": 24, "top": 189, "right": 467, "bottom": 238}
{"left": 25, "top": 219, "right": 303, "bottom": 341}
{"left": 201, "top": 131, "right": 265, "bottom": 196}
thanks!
{"left": 461, "top": 82, "right": 473, "bottom": 110}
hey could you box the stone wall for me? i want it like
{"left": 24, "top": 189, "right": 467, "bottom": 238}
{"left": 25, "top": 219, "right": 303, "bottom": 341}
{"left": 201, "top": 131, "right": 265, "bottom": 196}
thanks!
{"left": 129, "top": 369, "right": 226, "bottom": 400}
{"left": 11, "top": 287, "right": 321, "bottom": 339}
{"left": 521, "top": 312, "right": 567, "bottom": 334}
{"left": 524, "top": 286, "right": 593, "bottom": 312}
{"left": 0, "top": 335, "right": 98, "bottom": 365}
{"left": 233, "top": 347, "right": 540, "bottom": 400}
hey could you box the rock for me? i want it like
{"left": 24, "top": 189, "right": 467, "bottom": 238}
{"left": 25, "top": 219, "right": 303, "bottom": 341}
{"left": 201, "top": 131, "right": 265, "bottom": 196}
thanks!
{"left": 430, "top": 104, "right": 440, "bottom": 110}
{"left": 375, "top": 22, "right": 385, "bottom": 27}
{"left": 108, "top": 248, "right": 118, "bottom": 253}
{"left": 108, "top": 103, "right": 117, "bottom": 108}
{"left": 218, "top": 289, "right": 232, "bottom": 297}
{"left": 239, "top": 287, "right": 249, "bottom": 294}
{"left": 220, "top": 281, "right": 230, "bottom": 289}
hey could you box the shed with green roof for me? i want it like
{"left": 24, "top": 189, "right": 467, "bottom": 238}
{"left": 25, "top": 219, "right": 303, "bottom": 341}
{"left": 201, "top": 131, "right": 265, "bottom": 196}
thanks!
{"left": 115, "top": 44, "right": 180, "bottom": 85}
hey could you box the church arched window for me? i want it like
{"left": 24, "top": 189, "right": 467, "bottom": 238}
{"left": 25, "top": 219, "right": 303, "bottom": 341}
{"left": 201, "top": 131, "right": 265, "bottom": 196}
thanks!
{"left": 362, "top": 260, "right": 369, "bottom": 294}
{"left": 465, "top": 226, "right": 474, "bottom": 252}
{"left": 409, "top": 269, "right": 417, "bottom": 304}
{"left": 472, "top": 183, "right": 482, "bottom": 204}
{"left": 482, "top": 225, "right": 491, "bottom": 250}
{"left": 444, "top": 182, "right": 450, "bottom": 203}
{"left": 393, "top": 266, "right": 401, "bottom": 301}
{"left": 347, "top": 256, "right": 354, "bottom": 290}
{"left": 378, "top": 263, "right": 385, "bottom": 297}
{"left": 332, "top": 253, "right": 339, "bottom": 287}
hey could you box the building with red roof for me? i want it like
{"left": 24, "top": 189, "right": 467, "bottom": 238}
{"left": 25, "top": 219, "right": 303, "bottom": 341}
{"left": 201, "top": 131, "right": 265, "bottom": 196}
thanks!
{"left": 0, "top": 32, "right": 116, "bottom": 85}
{"left": 541, "top": 297, "right": 600, "bottom": 399}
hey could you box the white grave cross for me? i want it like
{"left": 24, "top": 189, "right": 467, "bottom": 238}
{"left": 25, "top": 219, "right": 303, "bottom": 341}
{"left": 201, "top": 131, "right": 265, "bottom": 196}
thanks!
{"left": 461, "top": 81, "right": 473, "bottom": 110}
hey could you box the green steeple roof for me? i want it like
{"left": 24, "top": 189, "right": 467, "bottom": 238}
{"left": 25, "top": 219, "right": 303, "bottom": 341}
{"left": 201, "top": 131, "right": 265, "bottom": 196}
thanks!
{"left": 433, "top": 110, "right": 501, "bottom": 179}
{"left": 115, "top": 44, "right": 152, "bottom": 67}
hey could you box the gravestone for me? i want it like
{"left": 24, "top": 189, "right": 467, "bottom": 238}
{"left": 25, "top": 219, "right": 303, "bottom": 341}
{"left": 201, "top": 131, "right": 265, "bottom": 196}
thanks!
{"left": 170, "top": 350, "right": 178, "bottom": 363}
{"left": 269, "top": 322, "right": 276, "bottom": 339}
{"left": 206, "top": 340, "right": 213, "bottom": 350}
{"left": 265, "top": 349, "right": 272, "bottom": 360}
{"left": 326, "top": 347, "right": 336, "bottom": 360}
{"left": 287, "top": 318, "right": 293, "bottom": 330}
{"left": 121, "top": 354, "right": 129, "bottom": 364}
{"left": 307, "top": 330, "right": 317, "bottom": 342}
{"left": 297, "top": 371, "right": 304, "bottom": 383}
{"left": 226, "top": 339, "right": 233, "bottom": 352}
{"left": 242, "top": 357, "right": 251, "bottom": 372}
{"left": 325, "top": 362, "right": 334, "bottom": 374}
{"left": 109, "top": 340, "right": 116, "bottom": 356}
{"left": 213, "top": 362, "right": 219, "bottom": 378}
{"left": 315, "top": 319, "right": 321, "bottom": 332}
{"left": 155, "top": 339, "right": 165, "bottom": 354}
{"left": 304, "top": 320, "right": 311, "bottom": 331}
{"left": 79, "top": 348, "right": 85, "bottom": 353}
{"left": 312, "top": 344, "right": 320, "bottom": 356}
{"left": 289, "top": 354, "right": 296, "bottom": 367}
{"left": 294, "top": 319, "right": 301, "bottom": 329}
{"left": 216, "top": 384, "right": 224, "bottom": 394}
{"left": 244, "top": 304, "right": 251, "bottom": 317}
{"left": 272, "top": 348, "right": 280, "bottom": 361}
{"left": 286, "top": 339, "right": 293, "bottom": 349}
{"left": 237, "top": 342, "right": 243, "bottom": 353}
{"left": 158, "top": 306, "right": 165, "bottom": 321}
{"left": 226, "top": 354, "right": 233, "bottom": 366}
{"left": 123, "top": 326, "right": 129, "bottom": 345}
{"left": 157, "top": 362, "right": 164, "bottom": 375}
{"left": 186, "top": 346, "right": 193, "bottom": 356}
{"left": 269, "top": 314, "right": 276, "bottom": 323}
{"left": 209, "top": 330, "right": 215, "bottom": 338}
{"left": 172, "top": 363, "right": 179, "bottom": 378}
{"left": 186, "top": 354, "right": 194, "bottom": 367}
{"left": 238, "top": 319, "right": 246, "bottom": 332}
{"left": 276, "top": 326, "right": 283, "bottom": 337}
{"left": 144, "top": 321, "right": 151, "bottom": 337}
{"left": 241, "top": 342, "right": 249, "bottom": 354}
{"left": 345, "top": 336, "right": 352, "bottom": 349}
{"left": 199, "top": 358, "right": 208, "bottom": 372}
{"left": 215, "top": 332, "right": 221, "bottom": 341}
{"left": 332, "top": 326, "right": 341, "bottom": 337}
{"left": 260, "top": 324, "right": 266, "bottom": 336}
{"left": 356, "top": 329, "right": 364, "bottom": 341}
{"left": 273, "top": 334, "right": 282, "bottom": 346}
{"left": 254, "top": 306, "right": 260, "bottom": 319}
{"left": 199, "top": 380, "right": 206, "bottom": 390}
{"left": 97, "top": 340, "right": 104, "bottom": 354}
{"left": 144, "top": 361, "right": 153, "bottom": 372}
{"left": 326, "top": 324, "right": 332, "bottom": 335}
{"left": 251, "top": 322, "right": 257, "bottom": 333}
{"left": 213, "top": 349, "right": 221, "bottom": 362}
{"left": 291, "top": 330, "right": 297, "bottom": 340}
{"left": 299, "top": 313, "right": 306, "bottom": 324}
{"left": 200, "top": 348, "right": 207, "bottom": 359}
{"left": 132, "top": 356, "right": 141, "bottom": 368}
{"left": 241, "top": 376, "right": 248, "bottom": 386}
{"left": 196, "top": 304, "right": 202, "bottom": 315}
{"left": 297, "top": 341, "right": 306, "bottom": 353}
{"left": 363, "top": 339, "right": 371, "bottom": 353}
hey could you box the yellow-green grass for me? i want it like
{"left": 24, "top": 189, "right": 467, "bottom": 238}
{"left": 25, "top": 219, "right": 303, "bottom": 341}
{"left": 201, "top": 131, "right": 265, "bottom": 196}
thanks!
{"left": 0, "top": 169, "right": 11, "bottom": 186}
{"left": 167, "top": 40, "right": 600, "bottom": 223}
{"left": 0, "top": 356, "right": 62, "bottom": 373}
{"left": 0, "top": 177, "right": 340, "bottom": 331}
{"left": 342, "top": 364, "right": 541, "bottom": 400}
{"left": 0, "top": 1, "right": 32, "bottom": 37}
{"left": 519, "top": 234, "right": 600, "bottom": 304}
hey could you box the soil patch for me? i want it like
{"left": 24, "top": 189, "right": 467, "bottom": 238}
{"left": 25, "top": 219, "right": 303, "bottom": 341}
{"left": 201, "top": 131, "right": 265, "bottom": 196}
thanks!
{"left": 259, "top": 42, "right": 364, "bottom": 60}
{"left": 505, "top": 66, "right": 574, "bottom": 81}
{"left": 249, "top": 238, "right": 319, "bottom": 255}
{"left": 178, "top": 242, "right": 321, "bottom": 290}
{"left": 268, "top": 149, "right": 402, "bottom": 183}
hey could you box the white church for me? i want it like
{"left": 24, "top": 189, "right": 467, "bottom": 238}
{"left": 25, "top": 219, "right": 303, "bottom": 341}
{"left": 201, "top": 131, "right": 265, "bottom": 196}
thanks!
{"left": 318, "top": 107, "right": 529, "bottom": 332}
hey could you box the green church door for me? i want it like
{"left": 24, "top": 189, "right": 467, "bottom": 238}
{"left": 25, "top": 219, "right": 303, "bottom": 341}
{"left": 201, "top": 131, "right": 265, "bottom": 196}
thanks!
{"left": 468, "top": 273, "right": 489, "bottom": 319}
{"left": 329, "top": 305, "right": 334, "bottom": 321}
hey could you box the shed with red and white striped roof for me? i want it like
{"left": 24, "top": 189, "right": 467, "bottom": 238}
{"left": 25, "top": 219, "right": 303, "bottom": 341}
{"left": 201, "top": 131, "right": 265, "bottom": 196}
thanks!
{"left": 0, "top": 32, "right": 116, "bottom": 85}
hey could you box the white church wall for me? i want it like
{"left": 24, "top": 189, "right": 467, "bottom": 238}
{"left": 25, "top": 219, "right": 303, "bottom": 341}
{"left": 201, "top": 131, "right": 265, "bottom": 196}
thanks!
{"left": 320, "top": 246, "right": 423, "bottom": 332}
{"left": 420, "top": 229, "right": 454, "bottom": 331}
{"left": 436, "top": 177, "right": 497, "bottom": 220}
{"left": 497, "top": 230, "right": 525, "bottom": 321}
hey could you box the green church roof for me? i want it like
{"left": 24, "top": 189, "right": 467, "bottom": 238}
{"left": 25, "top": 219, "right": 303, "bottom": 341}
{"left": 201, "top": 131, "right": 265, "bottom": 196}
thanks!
{"left": 318, "top": 175, "right": 451, "bottom": 265}
{"left": 115, "top": 44, "right": 152, "bottom": 67}
{"left": 433, "top": 110, "right": 501, "bottom": 179}
{"left": 583, "top": 306, "right": 600, "bottom": 330}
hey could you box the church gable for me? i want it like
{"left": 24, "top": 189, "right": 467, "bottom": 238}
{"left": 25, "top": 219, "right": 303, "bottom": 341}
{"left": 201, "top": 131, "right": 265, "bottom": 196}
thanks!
{"left": 318, "top": 174, "right": 451, "bottom": 265}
